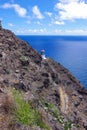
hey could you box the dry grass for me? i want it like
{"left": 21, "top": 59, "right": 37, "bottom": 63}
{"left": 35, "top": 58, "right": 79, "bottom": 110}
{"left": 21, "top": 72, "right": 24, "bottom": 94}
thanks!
{"left": 58, "top": 87, "right": 70, "bottom": 114}
{"left": 0, "top": 88, "right": 14, "bottom": 130}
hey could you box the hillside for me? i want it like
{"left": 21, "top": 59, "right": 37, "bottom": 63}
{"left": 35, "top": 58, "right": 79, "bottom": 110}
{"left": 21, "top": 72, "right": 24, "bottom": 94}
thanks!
{"left": 0, "top": 28, "right": 87, "bottom": 130}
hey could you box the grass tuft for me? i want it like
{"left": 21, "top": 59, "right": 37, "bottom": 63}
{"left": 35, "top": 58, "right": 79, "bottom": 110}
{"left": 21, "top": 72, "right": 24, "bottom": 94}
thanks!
{"left": 12, "top": 89, "right": 50, "bottom": 130}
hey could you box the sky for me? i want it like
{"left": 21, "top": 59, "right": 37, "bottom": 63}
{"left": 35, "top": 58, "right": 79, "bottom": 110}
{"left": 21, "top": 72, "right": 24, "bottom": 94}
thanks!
{"left": 0, "top": 0, "right": 87, "bottom": 35}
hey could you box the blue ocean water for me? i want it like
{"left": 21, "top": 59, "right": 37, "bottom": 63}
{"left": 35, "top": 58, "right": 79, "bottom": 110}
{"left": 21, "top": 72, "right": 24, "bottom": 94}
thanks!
{"left": 18, "top": 35, "right": 87, "bottom": 89}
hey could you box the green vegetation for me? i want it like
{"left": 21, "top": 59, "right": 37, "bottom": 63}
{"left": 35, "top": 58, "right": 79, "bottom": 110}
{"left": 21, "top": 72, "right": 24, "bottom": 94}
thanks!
{"left": 43, "top": 101, "right": 63, "bottom": 124}
{"left": 12, "top": 89, "right": 50, "bottom": 130}
{"left": 9, "top": 89, "right": 77, "bottom": 130}
{"left": 19, "top": 55, "right": 29, "bottom": 66}
{"left": 19, "top": 55, "right": 28, "bottom": 62}
{"left": 64, "top": 121, "right": 71, "bottom": 130}
{"left": 41, "top": 100, "right": 76, "bottom": 130}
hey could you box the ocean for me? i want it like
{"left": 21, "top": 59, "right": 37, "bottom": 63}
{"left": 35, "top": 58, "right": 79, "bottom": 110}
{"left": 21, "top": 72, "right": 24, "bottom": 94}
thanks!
{"left": 18, "top": 35, "right": 87, "bottom": 89}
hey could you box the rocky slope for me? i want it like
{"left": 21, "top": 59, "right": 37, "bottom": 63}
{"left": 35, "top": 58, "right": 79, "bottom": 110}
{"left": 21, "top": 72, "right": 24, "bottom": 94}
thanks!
{"left": 0, "top": 28, "right": 87, "bottom": 130}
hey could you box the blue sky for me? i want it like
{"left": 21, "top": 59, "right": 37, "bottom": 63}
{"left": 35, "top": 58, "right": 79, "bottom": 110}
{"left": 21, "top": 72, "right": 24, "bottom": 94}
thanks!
{"left": 0, "top": 0, "right": 87, "bottom": 35}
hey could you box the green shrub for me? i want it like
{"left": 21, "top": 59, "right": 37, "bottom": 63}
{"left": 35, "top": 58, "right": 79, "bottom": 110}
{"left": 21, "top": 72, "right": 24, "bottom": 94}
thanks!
{"left": 12, "top": 89, "right": 50, "bottom": 130}
{"left": 42, "top": 101, "right": 63, "bottom": 124}
{"left": 19, "top": 55, "right": 28, "bottom": 62}
{"left": 64, "top": 121, "right": 71, "bottom": 130}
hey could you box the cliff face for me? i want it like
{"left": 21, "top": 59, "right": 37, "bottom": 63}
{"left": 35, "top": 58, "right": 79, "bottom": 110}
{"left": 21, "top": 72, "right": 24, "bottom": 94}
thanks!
{"left": 0, "top": 28, "right": 87, "bottom": 130}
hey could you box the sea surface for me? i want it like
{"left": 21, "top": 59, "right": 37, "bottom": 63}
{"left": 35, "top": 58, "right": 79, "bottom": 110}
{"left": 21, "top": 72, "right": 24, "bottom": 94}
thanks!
{"left": 18, "top": 35, "right": 87, "bottom": 89}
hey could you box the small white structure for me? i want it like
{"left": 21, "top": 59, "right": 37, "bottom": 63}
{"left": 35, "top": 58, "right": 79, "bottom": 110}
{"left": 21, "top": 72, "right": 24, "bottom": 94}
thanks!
{"left": 41, "top": 50, "right": 46, "bottom": 59}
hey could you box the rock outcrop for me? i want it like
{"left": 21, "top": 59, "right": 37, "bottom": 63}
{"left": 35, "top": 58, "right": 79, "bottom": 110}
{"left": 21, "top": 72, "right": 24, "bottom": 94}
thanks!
{"left": 0, "top": 28, "right": 87, "bottom": 130}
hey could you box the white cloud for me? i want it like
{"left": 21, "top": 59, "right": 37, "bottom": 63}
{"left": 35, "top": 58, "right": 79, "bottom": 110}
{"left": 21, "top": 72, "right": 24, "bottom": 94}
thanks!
{"left": 28, "top": 28, "right": 46, "bottom": 34}
{"left": 2, "top": 3, "right": 27, "bottom": 17}
{"left": 45, "top": 12, "right": 52, "bottom": 17}
{"left": 15, "top": 27, "right": 87, "bottom": 35}
{"left": 8, "top": 23, "right": 14, "bottom": 26}
{"left": 54, "top": 29, "right": 62, "bottom": 33}
{"left": 32, "top": 5, "right": 44, "bottom": 19}
{"left": 34, "top": 21, "right": 42, "bottom": 25}
{"left": 26, "top": 20, "right": 42, "bottom": 25}
{"left": 59, "top": 0, "right": 80, "bottom": 4}
{"left": 16, "top": 28, "right": 47, "bottom": 34}
{"left": 65, "top": 29, "right": 87, "bottom": 34}
{"left": 55, "top": 0, "right": 87, "bottom": 20}
{"left": 53, "top": 29, "right": 87, "bottom": 35}
{"left": 53, "top": 21, "right": 65, "bottom": 25}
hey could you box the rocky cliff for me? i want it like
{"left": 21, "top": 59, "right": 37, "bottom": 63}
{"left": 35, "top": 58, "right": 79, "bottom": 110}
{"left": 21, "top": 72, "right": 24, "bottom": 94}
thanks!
{"left": 0, "top": 28, "right": 87, "bottom": 130}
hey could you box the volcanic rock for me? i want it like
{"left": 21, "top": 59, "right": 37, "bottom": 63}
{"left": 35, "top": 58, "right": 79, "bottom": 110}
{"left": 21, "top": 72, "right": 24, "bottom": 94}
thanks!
{"left": 0, "top": 28, "right": 87, "bottom": 130}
